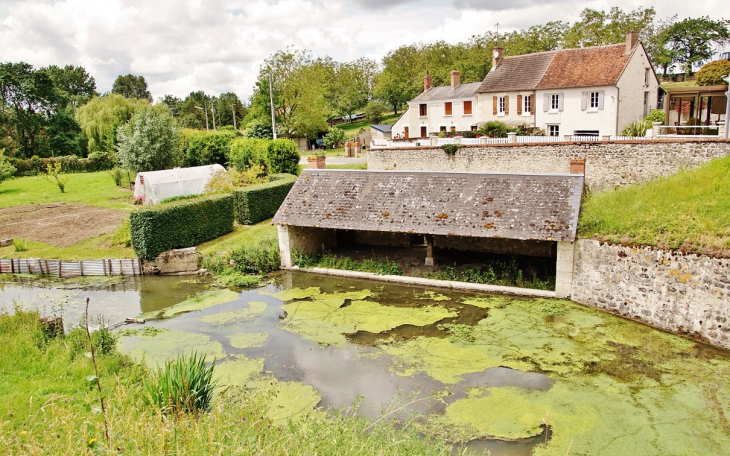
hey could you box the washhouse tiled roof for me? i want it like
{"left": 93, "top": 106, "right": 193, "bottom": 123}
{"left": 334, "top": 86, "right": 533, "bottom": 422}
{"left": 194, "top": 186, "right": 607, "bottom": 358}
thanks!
{"left": 272, "top": 170, "right": 584, "bottom": 242}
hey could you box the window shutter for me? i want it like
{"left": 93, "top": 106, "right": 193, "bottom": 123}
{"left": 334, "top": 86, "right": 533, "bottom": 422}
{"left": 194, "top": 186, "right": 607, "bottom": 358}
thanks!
{"left": 581, "top": 91, "right": 587, "bottom": 111}
{"left": 493, "top": 96, "right": 497, "bottom": 115}
{"left": 543, "top": 93, "right": 549, "bottom": 112}
{"left": 598, "top": 90, "right": 605, "bottom": 110}
{"left": 504, "top": 95, "right": 509, "bottom": 115}
{"left": 558, "top": 93, "right": 564, "bottom": 111}
{"left": 517, "top": 95, "right": 523, "bottom": 115}
{"left": 530, "top": 95, "right": 535, "bottom": 115}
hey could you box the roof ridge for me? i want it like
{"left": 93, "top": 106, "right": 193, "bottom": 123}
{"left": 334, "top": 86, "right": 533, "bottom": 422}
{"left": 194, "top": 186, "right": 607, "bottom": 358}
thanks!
{"left": 503, "top": 49, "right": 558, "bottom": 59}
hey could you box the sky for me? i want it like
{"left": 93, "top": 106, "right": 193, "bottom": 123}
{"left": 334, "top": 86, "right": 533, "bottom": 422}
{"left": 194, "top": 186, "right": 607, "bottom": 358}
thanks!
{"left": 1, "top": 0, "right": 727, "bottom": 101}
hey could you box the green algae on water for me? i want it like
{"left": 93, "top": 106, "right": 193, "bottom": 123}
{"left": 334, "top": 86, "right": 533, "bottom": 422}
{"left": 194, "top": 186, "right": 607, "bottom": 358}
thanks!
{"left": 263, "top": 380, "right": 322, "bottom": 426}
{"left": 117, "top": 328, "right": 226, "bottom": 368}
{"left": 200, "top": 301, "right": 267, "bottom": 325}
{"left": 214, "top": 355, "right": 265, "bottom": 387}
{"left": 264, "top": 286, "right": 323, "bottom": 301}
{"left": 229, "top": 332, "right": 268, "bottom": 349}
{"left": 139, "top": 289, "right": 240, "bottom": 319}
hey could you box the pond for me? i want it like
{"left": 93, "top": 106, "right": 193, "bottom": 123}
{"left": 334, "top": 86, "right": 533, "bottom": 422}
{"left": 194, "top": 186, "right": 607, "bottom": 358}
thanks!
{"left": 2, "top": 271, "right": 730, "bottom": 455}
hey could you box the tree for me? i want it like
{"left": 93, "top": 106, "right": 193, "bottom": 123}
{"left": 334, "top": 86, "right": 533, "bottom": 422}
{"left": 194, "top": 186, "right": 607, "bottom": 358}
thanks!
{"left": 323, "top": 127, "right": 345, "bottom": 149}
{"left": 76, "top": 94, "right": 150, "bottom": 153}
{"left": 214, "top": 92, "right": 246, "bottom": 128}
{"left": 363, "top": 100, "right": 388, "bottom": 124}
{"left": 374, "top": 45, "right": 422, "bottom": 114}
{"left": 266, "top": 139, "right": 299, "bottom": 175}
{"left": 177, "top": 90, "right": 211, "bottom": 130}
{"left": 244, "top": 119, "right": 273, "bottom": 139}
{"left": 116, "top": 107, "right": 180, "bottom": 172}
{"left": 112, "top": 74, "right": 152, "bottom": 102}
{"left": 47, "top": 109, "right": 85, "bottom": 157}
{"left": 0, "top": 62, "right": 58, "bottom": 158}
{"left": 501, "top": 21, "right": 568, "bottom": 55}
{"left": 696, "top": 59, "right": 730, "bottom": 86}
{"left": 563, "top": 7, "right": 657, "bottom": 48}
{"left": 663, "top": 17, "right": 730, "bottom": 74}
{"left": 44, "top": 65, "right": 97, "bottom": 108}
{"left": 0, "top": 149, "right": 17, "bottom": 184}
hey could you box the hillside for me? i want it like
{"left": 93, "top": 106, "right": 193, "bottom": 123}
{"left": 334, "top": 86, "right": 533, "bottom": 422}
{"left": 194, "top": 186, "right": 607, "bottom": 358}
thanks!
{"left": 578, "top": 156, "right": 730, "bottom": 256}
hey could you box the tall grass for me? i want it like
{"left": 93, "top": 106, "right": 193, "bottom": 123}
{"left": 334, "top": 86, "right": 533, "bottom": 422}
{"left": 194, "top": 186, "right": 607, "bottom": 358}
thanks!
{"left": 579, "top": 156, "right": 730, "bottom": 254}
{"left": 425, "top": 259, "right": 555, "bottom": 291}
{"left": 143, "top": 352, "right": 217, "bottom": 415}
{"left": 294, "top": 251, "right": 403, "bottom": 276}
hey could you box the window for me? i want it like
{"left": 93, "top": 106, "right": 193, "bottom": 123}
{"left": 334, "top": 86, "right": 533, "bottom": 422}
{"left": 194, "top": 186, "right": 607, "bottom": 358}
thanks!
{"left": 548, "top": 125, "right": 560, "bottom": 137}
{"left": 445, "top": 102, "right": 452, "bottom": 116}
{"left": 551, "top": 94, "right": 560, "bottom": 110}
{"left": 440, "top": 126, "right": 447, "bottom": 132}
{"left": 523, "top": 96, "right": 531, "bottom": 115}
{"left": 471, "top": 125, "right": 478, "bottom": 131}
{"left": 419, "top": 104, "right": 427, "bottom": 116}
{"left": 644, "top": 68, "right": 650, "bottom": 86}
{"left": 643, "top": 91, "right": 649, "bottom": 118}
{"left": 420, "top": 126, "right": 427, "bottom": 137}
{"left": 498, "top": 96, "right": 505, "bottom": 114}
{"left": 463, "top": 100, "right": 472, "bottom": 115}
{"left": 590, "top": 92, "right": 599, "bottom": 109}
{"left": 450, "top": 126, "right": 456, "bottom": 132}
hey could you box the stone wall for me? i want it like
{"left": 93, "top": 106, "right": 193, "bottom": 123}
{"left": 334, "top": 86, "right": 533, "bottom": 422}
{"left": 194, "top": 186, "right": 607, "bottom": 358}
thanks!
{"left": 368, "top": 139, "right": 730, "bottom": 192}
{"left": 572, "top": 240, "right": 730, "bottom": 349}
{"left": 278, "top": 225, "right": 337, "bottom": 268}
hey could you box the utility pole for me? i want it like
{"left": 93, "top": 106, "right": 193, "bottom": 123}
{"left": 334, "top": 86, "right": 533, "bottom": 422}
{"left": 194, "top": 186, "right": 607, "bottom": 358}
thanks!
{"left": 269, "top": 72, "right": 277, "bottom": 140}
{"left": 232, "top": 105, "right": 237, "bottom": 130}
{"left": 211, "top": 103, "right": 216, "bottom": 130}
{"left": 195, "top": 106, "right": 209, "bottom": 131}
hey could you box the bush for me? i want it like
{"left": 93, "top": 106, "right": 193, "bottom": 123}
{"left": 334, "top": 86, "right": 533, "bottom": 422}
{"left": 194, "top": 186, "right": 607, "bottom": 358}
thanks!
{"left": 183, "top": 130, "right": 239, "bottom": 167}
{"left": 621, "top": 118, "right": 652, "bottom": 137}
{"left": 143, "top": 352, "right": 217, "bottom": 415}
{"left": 204, "top": 166, "right": 267, "bottom": 193}
{"left": 130, "top": 193, "right": 234, "bottom": 260}
{"left": 696, "top": 59, "right": 730, "bottom": 86}
{"left": 266, "top": 139, "right": 300, "bottom": 175}
{"left": 0, "top": 150, "right": 17, "bottom": 184}
{"left": 363, "top": 100, "right": 389, "bottom": 124}
{"left": 232, "top": 173, "right": 296, "bottom": 225}
{"left": 477, "top": 120, "right": 517, "bottom": 138}
{"left": 9, "top": 153, "right": 116, "bottom": 176}
{"left": 644, "top": 109, "right": 665, "bottom": 124}
{"left": 116, "top": 108, "right": 181, "bottom": 172}
{"left": 244, "top": 119, "right": 273, "bottom": 139}
{"left": 323, "top": 127, "right": 346, "bottom": 149}
{"left": 227, "top": 137, "right": 270, "bottom": 171}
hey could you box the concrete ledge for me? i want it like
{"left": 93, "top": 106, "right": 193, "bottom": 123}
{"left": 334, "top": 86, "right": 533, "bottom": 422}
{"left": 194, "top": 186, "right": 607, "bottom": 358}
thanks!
{"left": 283, "top": 266, "right": 556, "bottom": 298}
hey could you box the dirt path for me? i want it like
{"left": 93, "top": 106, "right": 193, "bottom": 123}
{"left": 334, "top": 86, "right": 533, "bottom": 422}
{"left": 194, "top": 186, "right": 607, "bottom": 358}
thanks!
{"left": 0, "top": 203, "right": 127, "bottom": 247}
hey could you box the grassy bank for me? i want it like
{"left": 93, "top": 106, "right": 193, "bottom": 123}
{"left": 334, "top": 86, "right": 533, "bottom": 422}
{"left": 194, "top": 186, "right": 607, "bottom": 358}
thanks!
{"left": 0, "top": 310, "right": 456, "bottom": 455}
{"left": 579, "top": 156, "right": 730, "bottom": 255}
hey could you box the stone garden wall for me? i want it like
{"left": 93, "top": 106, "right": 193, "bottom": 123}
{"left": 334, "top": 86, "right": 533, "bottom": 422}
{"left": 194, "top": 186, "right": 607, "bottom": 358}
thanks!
{"left": 368, "top": 139, "right": 730, "bottom": 192}
{"left": 572, "top": 240, "right": 730, "bottom": 349}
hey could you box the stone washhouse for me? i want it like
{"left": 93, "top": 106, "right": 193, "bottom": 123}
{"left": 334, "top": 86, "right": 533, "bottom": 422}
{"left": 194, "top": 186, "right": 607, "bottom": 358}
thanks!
{"left": 272, "top": 169, "right": 584, "bottom": 298}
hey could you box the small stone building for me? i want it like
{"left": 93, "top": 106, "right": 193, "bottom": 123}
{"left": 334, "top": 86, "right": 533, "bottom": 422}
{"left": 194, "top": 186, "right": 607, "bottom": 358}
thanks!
{"left": 272, "top": 170, "right": 583, "bottom": 297}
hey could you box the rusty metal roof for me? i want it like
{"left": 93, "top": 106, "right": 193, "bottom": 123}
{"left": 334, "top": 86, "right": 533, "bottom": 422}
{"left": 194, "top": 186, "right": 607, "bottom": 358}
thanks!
{"left": 272, "top": 170, "right": 583, "bottom": 242}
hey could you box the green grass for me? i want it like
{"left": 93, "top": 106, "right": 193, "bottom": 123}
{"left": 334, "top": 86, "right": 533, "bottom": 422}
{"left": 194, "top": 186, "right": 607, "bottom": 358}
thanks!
{"left": 326, "top": 163, "right": 367, "bottom": 170}
{"left": 0, "top": 224, "right": 135, "bottom": 260}
{"left": 294, "top": 251, "right": 403, "bottom": 276}
{"left": 578, "top": 156, "right": 730, "bottom": 255}
{"left": 197, "top": 219, "right": 277, "bottom": 255}
{"left": 0, "top": 310, "right": 456, "bottom": 455}
{"left": 0, "top": 171, "right": 134, "bottom": 211}
{"left": 336, "top": 112, "right": 400, "bottom": 134}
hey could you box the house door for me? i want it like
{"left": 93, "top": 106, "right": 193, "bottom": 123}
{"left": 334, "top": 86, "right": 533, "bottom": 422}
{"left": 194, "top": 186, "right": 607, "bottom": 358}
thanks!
{"left": 420, "top": 126, "right": 427, "bottom": 137}
{"left": 404, "top": 126, "right": 409, "bottom": 139}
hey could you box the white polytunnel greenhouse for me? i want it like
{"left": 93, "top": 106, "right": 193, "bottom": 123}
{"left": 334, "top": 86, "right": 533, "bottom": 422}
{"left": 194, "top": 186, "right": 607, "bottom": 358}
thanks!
{"left": 133, "top": 164, "right": 225, "bottom": 205}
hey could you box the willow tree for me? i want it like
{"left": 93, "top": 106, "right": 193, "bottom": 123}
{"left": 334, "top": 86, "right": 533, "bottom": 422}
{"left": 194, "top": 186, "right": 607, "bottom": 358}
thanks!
{"left": 75, "top": 94, "right": 149, "bottom": 153}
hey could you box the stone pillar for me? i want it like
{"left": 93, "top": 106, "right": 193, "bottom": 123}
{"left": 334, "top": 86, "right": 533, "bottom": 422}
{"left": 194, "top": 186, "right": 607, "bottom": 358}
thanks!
{"left": 570, "top": 158, "right": 585, "bottom": 175}
{"left": 278, "top": 225, "right": 295, "bottom": 268}
{"left": 555, "top": 241, "right": 575, "bottom": 299}
{"left": 652, "top": 121, "right": 662, "bottom": 138}
{"left": 718, "top": 121, "right": 726, "bottom": 138}
{"left": 601, "top": 134, "right": 611, "bottom": 141}
{"left": 307, "top": 155, "right": 326, "bottom": 169}
{"left": 507, "top": 132, "right": 516, "bottom": 143}
{"left": 425, "top": 234, "right": 435, "bottom": 266}
{"left": 564, "top": 134, "right": 572, "bottom": 142}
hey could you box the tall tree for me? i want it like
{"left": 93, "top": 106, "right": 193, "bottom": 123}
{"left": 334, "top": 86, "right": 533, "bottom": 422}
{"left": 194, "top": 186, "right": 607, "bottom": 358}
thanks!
{"left": 214, "top": 92, "right": 246, "bottom": 128}
{"left": 501, "top": 21, "right": 569, "bottom": 55}
{"left": 47, "top": 108, "right": 86, "bottom": 157}
{"left": 0, "top": 62, "right": 58, "bottom": 158}
{"left": 112, "top": 74, "right": 152, "bottom": 102}
{"left": 116, "top": 106, "right": 180, "bottom": 172}
{"left": 75, "top": 93, "right": 150, "bottom": 153}
{"left": 563, "top": 7, "right": 657, "bottom": 48}
{"left": 663, "top": 17, "right": 730, "bottom": 74}
{"left": 44, "top": 64, "right": 97, "bottom": 108}
{"left": 178, "top": 91, "right": 211, "bottom": 130}
{"left": 374, "top": 45, "right": 423, "bottom": 114}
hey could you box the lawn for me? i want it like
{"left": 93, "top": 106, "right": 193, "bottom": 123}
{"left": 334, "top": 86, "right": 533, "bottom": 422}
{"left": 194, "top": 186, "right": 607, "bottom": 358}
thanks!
{"left": 578, "top": 155, "right": 730, "bottom": 255}
{"left": 0, "top": 171, "right": 134, "bottom": 211}
{"left": 198, "top": 220, "right": 277, "bottom": 255}
{"left": 0, "top": 224, "right": 135, "bottom": 260}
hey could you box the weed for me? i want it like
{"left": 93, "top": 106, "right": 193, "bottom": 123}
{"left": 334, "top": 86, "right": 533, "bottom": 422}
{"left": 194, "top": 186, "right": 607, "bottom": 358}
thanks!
{"left": 143, "top": 351, "right": 218, "bottom": 415}
{"left": 109, "top": 167, "right": 123, "bottom": 187}
{"left": 42, "top": 163, "right": 70, "bottom": 193}
{"left": 540, "top": 302, "right": 565, "bottom": 316}
{"left": 13, "top": 239, "right": 28, "bottom": 252}
{"left": 295, "top": 251, "right": 403, "bottom": 276}
{"left": 425, "top": 257, "right": 555, "bottom": 291}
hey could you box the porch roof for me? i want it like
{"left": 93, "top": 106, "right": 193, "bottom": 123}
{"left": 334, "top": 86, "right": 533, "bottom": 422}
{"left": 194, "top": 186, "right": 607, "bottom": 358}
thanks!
{"left": 272, "top": 170, "right": 584, "bottom": 242}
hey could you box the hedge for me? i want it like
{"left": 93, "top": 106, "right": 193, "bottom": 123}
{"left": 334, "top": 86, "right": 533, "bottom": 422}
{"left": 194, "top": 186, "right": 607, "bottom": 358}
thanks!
{"left": 11, "top": 152, "right": 115, "bottom": 176}
{"left": 130, "top": 193, "right": 234, "bottom": 260}
{"left": 232, "top": 173, "right": 297, "bottom": 225}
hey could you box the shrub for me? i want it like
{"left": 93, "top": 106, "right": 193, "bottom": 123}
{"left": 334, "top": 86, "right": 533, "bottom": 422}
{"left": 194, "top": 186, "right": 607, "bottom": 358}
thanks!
{"left": 440, "top": 144, "right": 462, "bottom": 156}
{"left": 204, "top": 166, "right": 267, "bottom": 193}
{"left": 42, "top": 162, "right": 70, "bottom": 193}
{"left": 621, "top": 118, "right": 651, "bottom": 137}
{"left": 323, "top": 127, "right": 346, "bottom": 149}
{"left": 244, "top": 119, "right": 273, "bottom": 139}
{"left": 696, "top": 59, "right": 730, "bottom": 86}
{"left": 9, "top": 153, "right": 116, "bottom": 176}
{"left": 201, "top": 237, "right": 280, "bottom": 277}
{"left": 266, "top": 139, "right": 300, "bottom": 175}
{"left": 363, "top": 100, "right": 389, "bottom": 124}
{"left": 130, "top": 193, "right": 234, "bottom": 260}
{"left": 232, "top": 173, "right": 297, "bottom": 225}
{"left": 143, "top": 351, "right": 217, "bottom": 415}
{"left": 227, "top": 137, "right": 270, "bottom": 171}
{"left": 0, "top": 150, "right": 16, "bottom": 184}
{"left": 644, "top": 109, "right": 665, "bottom": 124}
{"left": 477, "top": 120, "right": 517, "bottom": 138}
{"left": 116, "top": 108, "right": 181, "bottom": 172}
{"left": 183, "top": 131, "right": 238, "bottom": 168}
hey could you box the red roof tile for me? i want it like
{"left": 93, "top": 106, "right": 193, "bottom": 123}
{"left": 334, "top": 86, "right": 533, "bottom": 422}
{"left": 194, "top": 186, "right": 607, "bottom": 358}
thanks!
{"left": 537, "top": 44, "right": 631, "bottom": 89}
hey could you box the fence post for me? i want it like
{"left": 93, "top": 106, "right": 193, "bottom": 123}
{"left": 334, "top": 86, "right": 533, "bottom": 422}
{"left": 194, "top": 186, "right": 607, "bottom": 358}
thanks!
{"left": 563, "top": 134, "right": 572, "bottom": 142}
{"left": 58, "top": 260, "right": 62, "bottom": 277}
{"left": 507, "top": 132, "right": 516, "bottom": 143}
{"left": 652, "top": 122, "right": 662, "bottom": 138}
{"left": 79, "top": 260, "right": 84, "bottom": 276}
{"left": 719, "top": 121, "right": 726, "bottom": 138}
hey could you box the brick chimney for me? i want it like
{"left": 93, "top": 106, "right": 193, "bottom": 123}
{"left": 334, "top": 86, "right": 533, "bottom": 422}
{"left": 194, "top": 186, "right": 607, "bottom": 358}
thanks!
{"left": 490, "top": 47, "right": 504, "bottom": 73}
{"left": 626, "top": 31, "right": 638, "bottom": 54}
{"left": 450, "top": 70, "right": 461, "bottom": 89}
{"left": 423, "top": 70, "right": 432, "bottom": 91}
{"left": 570, "top": 158, "right": 585, "bottom": 175}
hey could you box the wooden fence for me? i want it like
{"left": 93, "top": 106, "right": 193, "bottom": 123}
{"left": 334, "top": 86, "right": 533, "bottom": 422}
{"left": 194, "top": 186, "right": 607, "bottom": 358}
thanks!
{"left": 0, "top": 258, "right": 142, "bottom": 277}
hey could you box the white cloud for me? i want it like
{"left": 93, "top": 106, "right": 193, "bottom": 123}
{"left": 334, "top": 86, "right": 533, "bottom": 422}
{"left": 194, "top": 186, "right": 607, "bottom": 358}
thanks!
{"left": 1, "top": 0, "right": 728, "bottom": 101}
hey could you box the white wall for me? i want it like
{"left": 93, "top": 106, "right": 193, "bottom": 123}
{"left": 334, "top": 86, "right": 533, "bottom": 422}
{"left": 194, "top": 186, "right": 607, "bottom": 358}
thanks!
{"left": 616, "top": 44, "right": 661, "bottom": 133}
{"left": 535, "top": 86, "right": 618, "bottom": 136}
{"left": 477, "top": 91, "right": 536, "bottom": 127}
{"left": 391, "top": 97, "right": 478, "bottom": 138}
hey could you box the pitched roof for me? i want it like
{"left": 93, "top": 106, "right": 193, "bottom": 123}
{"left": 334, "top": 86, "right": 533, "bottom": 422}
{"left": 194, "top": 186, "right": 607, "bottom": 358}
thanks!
{"left": 272, "top": 170, "right": 583, "bottom": 242}
{"left": 476, "top": 51, "right": 556, "bottom": 93}
{"left": 370, "top": 124, "right": 393, "bottom": 133}
{"left": 411, "top": 82, "right": 481, "bottom": 102}
{"left": 537, "top": 44, "right": 631, "bottom": 89}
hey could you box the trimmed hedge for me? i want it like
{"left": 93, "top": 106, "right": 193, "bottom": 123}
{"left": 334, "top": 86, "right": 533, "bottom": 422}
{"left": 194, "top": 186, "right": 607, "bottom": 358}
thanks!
{"left": 130, "top": 194, "right": 234, "bottom": 260}
{"left": 11, "top": 152, "right": 115, "bottom": 176}
{"left": 232, "top": 173, "right": 297, "bottom": 225}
